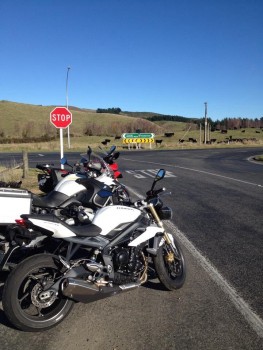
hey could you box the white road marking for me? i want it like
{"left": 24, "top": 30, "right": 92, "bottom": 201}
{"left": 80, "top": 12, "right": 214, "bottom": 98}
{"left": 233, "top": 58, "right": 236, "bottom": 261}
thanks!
{"left": 165, "top": 220, "right": 263, "bottom": 339}
{"left": 125, "top": 169, "right": 176, "bottom": 178}
{"left": 122, "top": 157, "right": 263, "bottom": 187}
{"left": 127, "top": 186, "right": 263, "bottom": 339}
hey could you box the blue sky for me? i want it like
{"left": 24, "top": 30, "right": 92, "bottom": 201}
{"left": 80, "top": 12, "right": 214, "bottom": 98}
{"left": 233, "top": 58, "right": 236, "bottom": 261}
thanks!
{"left": 0, "top": 0, "right": 262, "bottom": 120}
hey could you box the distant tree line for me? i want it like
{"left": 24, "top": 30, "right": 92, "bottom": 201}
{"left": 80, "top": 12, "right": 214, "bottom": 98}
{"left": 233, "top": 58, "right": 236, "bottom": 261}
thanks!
{"left": 213, "top": 117, "right": 263, "bottom": 130}
{"left": 148, "top": 114, "right": 197, "bottom": 123}
{"left": 96, "top": 107, "right": 122, "bottom": 114}
{"left": 147, "top": 114, "right": 263, "bottom": 130}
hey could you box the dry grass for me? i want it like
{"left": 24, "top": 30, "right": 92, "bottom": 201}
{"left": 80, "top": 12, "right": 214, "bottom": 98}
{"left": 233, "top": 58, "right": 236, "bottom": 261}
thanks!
{"left": 0, "top": 167, "right": 41, "bottom": 193}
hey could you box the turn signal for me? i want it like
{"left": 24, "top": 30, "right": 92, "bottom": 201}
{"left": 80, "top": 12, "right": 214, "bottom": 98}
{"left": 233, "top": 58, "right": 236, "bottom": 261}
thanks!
{"left": 15, "top": 218, "right": 27, "bottom": 227}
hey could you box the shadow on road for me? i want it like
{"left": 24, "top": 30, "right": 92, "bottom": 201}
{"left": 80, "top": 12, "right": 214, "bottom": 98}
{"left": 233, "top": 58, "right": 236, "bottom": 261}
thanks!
{"left": 0, "top": 276, "right": 12, "bottom": 328}
{"left": 143, "top": 279, "right": 168, "bottom": 291}
{"left": 0, "top": 309, "right": 10, "bottom": 328}
{"left": 142, "top": 265, "right": 169, "bottom": 291}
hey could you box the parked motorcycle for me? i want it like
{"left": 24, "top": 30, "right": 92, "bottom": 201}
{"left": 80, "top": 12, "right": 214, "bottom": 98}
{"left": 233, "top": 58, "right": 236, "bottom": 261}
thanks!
{"left": 37, "top": 145, "right": 122, "bottom": 193}
{"left": 0, "top": 146, "right": 130, "bottom": 272}
{"left": 32, "top": 145, "right": 130, "bottom": 222}
{"left": 2, "top": 169, "right": 186, "bottom": 332}
{"left": 98, "top": 145, "right": 122, "bottom": 179}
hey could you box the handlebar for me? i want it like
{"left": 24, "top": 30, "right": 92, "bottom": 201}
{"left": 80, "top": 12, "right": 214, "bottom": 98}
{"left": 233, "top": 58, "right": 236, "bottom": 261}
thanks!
{"left": 146, "top": 187, "right": 166, "bottom": 198}
{"left": 133, "top": 187, "right": 167, "bottom": 209}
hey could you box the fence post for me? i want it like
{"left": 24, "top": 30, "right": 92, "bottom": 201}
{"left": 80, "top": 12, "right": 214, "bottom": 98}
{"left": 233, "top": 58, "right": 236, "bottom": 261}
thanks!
{"left": 22, "top": 150, "right": 28, "bottom": 178}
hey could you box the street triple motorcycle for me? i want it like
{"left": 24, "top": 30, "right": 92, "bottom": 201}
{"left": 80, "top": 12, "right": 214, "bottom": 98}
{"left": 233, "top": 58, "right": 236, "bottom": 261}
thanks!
{"left": 2, "top": 169, "right": 186, "bottom": 332}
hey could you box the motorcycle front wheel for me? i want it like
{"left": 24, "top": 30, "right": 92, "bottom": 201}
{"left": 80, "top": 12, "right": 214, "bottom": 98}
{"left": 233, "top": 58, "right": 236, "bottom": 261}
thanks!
{"left": 2, "top": 254, "right": 74, "bottom": 332}
{"left": 153, "top": 231, "right": 186, "bottom": 290}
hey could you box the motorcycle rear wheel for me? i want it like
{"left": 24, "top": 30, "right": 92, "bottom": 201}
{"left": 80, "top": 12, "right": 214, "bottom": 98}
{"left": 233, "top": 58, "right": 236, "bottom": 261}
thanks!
{"left": 2, "top": 254, "right": 74, "bottom": 332}
{"left": 153, "top": 232, "right": 186, "bottom": 290}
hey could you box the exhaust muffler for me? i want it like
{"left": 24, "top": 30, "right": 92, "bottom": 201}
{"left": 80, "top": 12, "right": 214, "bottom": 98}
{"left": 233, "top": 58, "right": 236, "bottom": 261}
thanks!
{"left": 61, "top": 277, "right": 140, "bottom": 303}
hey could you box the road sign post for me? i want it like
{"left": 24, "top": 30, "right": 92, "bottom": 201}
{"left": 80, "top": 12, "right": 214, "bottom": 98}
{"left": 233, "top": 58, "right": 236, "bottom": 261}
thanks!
{"left": 50, "top": 107, "right": 72, "bottom": 168}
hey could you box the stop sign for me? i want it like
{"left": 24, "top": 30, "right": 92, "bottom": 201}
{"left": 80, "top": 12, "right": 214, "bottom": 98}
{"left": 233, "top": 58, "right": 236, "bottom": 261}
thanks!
{"left": 50, "top": 107, "right": 72, "bottom": 128}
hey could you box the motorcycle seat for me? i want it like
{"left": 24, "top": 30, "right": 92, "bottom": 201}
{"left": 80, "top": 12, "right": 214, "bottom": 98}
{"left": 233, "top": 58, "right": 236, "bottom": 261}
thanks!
{"left": 67, "top": 223, "right": 102, "bottom": 237}
{"left": 21, "top": 214, "right": 102, "bottom": 237}
{"left": 32, "top": 191, "right": 69, "bottom": 208}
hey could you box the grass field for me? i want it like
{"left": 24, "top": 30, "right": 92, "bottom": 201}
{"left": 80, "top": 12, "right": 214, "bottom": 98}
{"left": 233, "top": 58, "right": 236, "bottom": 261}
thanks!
{"left": 0, "top": 100, "right": 162, "bottom": 139}
{"left": 0, "top": 100, "right": 262, "bottom": 152}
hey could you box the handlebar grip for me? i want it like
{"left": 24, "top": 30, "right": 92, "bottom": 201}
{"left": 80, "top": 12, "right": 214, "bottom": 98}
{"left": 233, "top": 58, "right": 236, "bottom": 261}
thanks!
{"left": 155, "top": 187, "right": 165, "bottom": 195}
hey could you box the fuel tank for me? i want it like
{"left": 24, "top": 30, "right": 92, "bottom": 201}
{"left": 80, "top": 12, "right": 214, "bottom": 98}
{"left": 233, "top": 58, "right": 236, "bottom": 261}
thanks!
{"left": 54, "top": 173, "right": 86, "bottom": 197}
{"left": 92, "top": 205, "right": 141, "bottom": 236}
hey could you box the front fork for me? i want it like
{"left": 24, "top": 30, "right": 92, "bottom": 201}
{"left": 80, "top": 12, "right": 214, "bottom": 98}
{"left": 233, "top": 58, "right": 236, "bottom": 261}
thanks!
{"left": 147, "top": 203, "right": 180, "bottom": 262}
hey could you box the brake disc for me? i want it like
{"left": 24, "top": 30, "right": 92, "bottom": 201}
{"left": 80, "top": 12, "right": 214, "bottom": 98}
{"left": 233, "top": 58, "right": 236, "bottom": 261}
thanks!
{"left": 31, "top": 283, "right": 57, "bottom": 308}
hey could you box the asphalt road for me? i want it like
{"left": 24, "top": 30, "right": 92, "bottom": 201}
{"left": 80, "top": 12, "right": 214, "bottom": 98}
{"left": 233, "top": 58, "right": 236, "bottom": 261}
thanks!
{"left": 0, "top": 147, "right": 263, "bottom": 349}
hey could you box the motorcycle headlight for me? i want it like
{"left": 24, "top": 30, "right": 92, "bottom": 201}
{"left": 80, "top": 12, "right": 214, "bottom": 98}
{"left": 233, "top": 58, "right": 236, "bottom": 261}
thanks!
{"left": 156, "top": 206, "right": 172, "bottom": 220}
{"left": 148, "top": 197, "right": 163, "bottom": 209}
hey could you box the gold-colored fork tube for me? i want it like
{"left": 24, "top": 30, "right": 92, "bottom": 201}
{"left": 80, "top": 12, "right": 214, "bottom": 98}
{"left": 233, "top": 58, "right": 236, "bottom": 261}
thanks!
{"left": 147, "top": 203, "right": 172, "bottom": 245}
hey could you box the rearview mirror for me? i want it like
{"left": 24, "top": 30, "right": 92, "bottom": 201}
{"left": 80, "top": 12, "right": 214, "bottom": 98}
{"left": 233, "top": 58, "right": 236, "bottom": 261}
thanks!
{"left": 156, "top": 169, "right": 165, "bottom": 181}
{"left": 108, "top": 145, "right": 116, "bottom": 154}
{"left": 60, "top": 157, "right": 67, "bottom": 165}
{"left": 149, "top": 169, "right": 166, "bottom": 192}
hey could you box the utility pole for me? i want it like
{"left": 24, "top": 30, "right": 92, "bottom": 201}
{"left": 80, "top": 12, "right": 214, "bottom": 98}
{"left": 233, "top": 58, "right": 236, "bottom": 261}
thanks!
{"left": 204, "top": 102, "right": 207, "bottom": 144}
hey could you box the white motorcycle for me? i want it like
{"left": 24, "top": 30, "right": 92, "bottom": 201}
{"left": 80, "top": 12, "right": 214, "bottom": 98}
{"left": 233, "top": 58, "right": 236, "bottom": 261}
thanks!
{"left": 0, "top": 146, "right": 130, "bottom": 272}
{"left": 2, "top": 169, "right": 186, "bottom": 332}
{"left": 33, "top": 145, "right": 130, "bottom": 224}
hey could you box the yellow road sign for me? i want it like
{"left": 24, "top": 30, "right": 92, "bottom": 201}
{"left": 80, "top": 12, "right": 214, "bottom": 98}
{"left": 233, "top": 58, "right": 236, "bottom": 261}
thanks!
{"left": 123, "top": 138, "right": 154, "bottom": 144}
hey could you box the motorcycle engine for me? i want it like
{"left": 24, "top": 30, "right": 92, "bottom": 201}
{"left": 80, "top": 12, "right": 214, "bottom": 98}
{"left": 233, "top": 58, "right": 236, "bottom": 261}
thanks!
{"left": 112, "top": 247, "right": 144, "bottom": 284}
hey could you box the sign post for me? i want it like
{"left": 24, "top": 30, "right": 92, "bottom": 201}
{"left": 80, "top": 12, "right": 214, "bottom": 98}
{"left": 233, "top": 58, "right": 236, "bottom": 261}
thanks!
{"left": 50, "top": 107, "right": 72, "bottom": 168}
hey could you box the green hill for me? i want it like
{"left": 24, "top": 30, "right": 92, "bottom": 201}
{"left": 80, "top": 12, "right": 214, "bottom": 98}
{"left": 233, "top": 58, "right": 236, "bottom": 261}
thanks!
{"left": 0, "top": 100, "right": 163, "bottom": 140}
{"left": 0, "top": 100, "right": 262, "bottom": 151}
